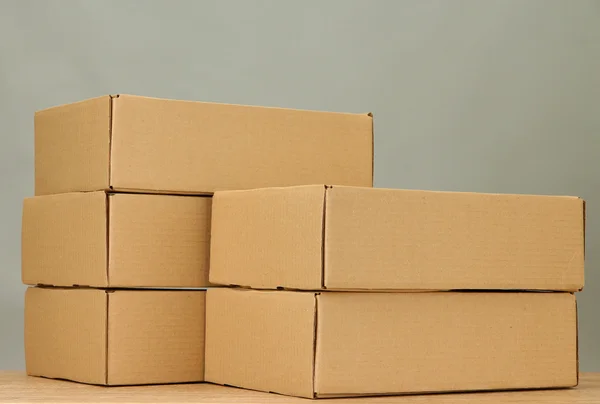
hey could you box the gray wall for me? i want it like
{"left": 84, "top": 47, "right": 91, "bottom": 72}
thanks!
{"left": 1, "top": 0, "right": 598, "bottom": 371}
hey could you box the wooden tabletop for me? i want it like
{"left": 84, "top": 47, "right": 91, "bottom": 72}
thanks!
{"left": 1, "top": 372, "right": 599, "bottom": 403}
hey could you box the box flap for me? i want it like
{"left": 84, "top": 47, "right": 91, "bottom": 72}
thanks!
{"left": 106, "top": 290, "right": 205, "bottom": 385}
{"left": 324, "top": 186, "right": 584, "bottom": 291}
{"left": 22, "top": 192, "right": 108, "bottom": 287}
{"left": 210, "top": 186, "right": 325, "bottom": 289}
{"left": 107, "top": 194, "right": 211, "bottom": 287}
{"left": 35, "top": 96, "right": 111, "bottom": 195}
{"left": 205, "top": 289, "right": 316, "bottom": 398}
{"left": 24, "top": 287, "right": 108, "bottom": 385}
{"left": 314, "top": 292, "right": 577, "bottom": 396}
{"left": 110, "top": 95, "right": 372, "bottom": 193}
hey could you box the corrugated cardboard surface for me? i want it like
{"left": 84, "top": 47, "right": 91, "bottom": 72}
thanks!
{"left": 108, "top": 193, "right": 211, "bottom": 287}
{"left": 107, "top": 290, "right": 205, "bottom": 385}
{"left": 205, "top": 288, "right": 316, "bottom": 398}
{"left": 22, "top": 192, "right": 108, "bottom": 287}
{"left": 35, "top": 94, "right": 373, "bottom": 195}
{"left": 210, "top": 185, "right": 585, "bottom": 291}
{"left": 315, "top": 292, "right": 577, "bottom": 397}
{"left": 25, "top": 287, "right": 206, "bottom": 386}
{"left": 204, "top": 288, "right": 577, "bottom": 398}
{"left": 24, "top": 287, "right": 108, "bottom": 385}
{"left": 22, "top": 192, "right": 211, "bottom": 287}
{"left": 35, "top": 96, "right": 111, "bottom": 195}
{"left": 210, "top": 186, "right": 324, "bottom": 289}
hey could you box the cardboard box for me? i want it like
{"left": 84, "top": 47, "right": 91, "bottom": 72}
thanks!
{"left": 34, "top": 95, "right": 373, "bottom": 196}
{"left": 25, "top": 287, "right": 205, "bottom": 386}
{"left": 210, "top": 185, "right": 585, "bottom": 291}
{"left": 22, "top": 191, "right": 211, "bottom": 287}
{"left": 205, "top": 288, "right": 577, "bottom": 398}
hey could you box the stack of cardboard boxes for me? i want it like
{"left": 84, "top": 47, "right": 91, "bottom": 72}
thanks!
{"left": 206, "top": 185, "right": 583, "bottom": 397}
{"left": 22, "top": 94, "right": 372, "bottom": 386}
{"left": 22, "top": 94, "right": 584, "bottom": 398}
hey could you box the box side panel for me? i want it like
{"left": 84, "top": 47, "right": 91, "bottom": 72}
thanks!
{"left": 24, "top": 287, "right": 108, "bottom": 385}
{"left": 35, "top": 96, "right": 111, "bottom": 195}
{"left": 110, "top": 95, "right": 372, "bottom": 193}
{"left": 210, "top": 186, "right": 324, "bottom": 289}
{"left": 325, "top": 187, "right": 584, "bottom": 291}
{"left": 205, "top": 289, "right": 315, "bottom": 398}
{"left": 106, "top": 290, "right": 205, "bottom": 385}
{"left": 108, "top": 194, "right": 211, "bottom": 287}
{"left": 315, "top": 292, "right": 577, "bottom": 396}
{"left": 22, "top": 192, "right": 108, "bottom": 287}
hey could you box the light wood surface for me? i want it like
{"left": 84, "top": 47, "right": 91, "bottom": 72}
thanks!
{"left": 1, "top": 372, "right": 599, "bottom": 403}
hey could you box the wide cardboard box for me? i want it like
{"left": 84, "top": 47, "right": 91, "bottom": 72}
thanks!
{"left": 25, "top": 287, "right": 205, "bottom": 386}
{"left": 210, "top": 185, "right": 585, "bottom": 291}
{"left": 35, "top": 95, "right": 373, "bottom": 196}
{"left": 22, "top": 191, "right": 211, "bottom": 287}
{"left": 205, "top": 288, "right": 578, "bottom": 398}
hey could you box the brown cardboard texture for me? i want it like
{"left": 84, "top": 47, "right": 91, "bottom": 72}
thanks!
{"left": 205, "top": 288, "right": 577, "bottom": 398}
{"left": 25, "top": 287, "right": 205, "bottom": 386}
{"left": 22, "top": 191, "right": 211, "bottom": 287}
{"left": 34, "top": 95, "right": 373, "bottom": 195}
{"left": 210, "top": 185, "right": 585, "bottom": 291}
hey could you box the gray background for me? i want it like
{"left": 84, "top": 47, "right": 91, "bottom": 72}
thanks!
{"left": 0, "top": 0, "right": 598, "bottom": 371}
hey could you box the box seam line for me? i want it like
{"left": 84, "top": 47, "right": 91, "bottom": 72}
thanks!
{"left": 104, "top": 292, "right": 110, "bottom": 385}
{"left": 108, "top": 95, "right": 119, "bottom": 191}
{"left": 105, "top": 194, "right": 111, "bottom": 286}
{"left": 575, "top": 296, "right": 579, "bottom": 386}
{"left": 320, "top": 186, "right": 328, "bottom": 289}
{"left": 369, "top": 113, "right": 374, "bottom": 186}
{"left": 311, "top": 293, "right": 319, "bottom": 398}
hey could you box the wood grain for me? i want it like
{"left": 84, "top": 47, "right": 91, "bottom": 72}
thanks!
{"left": 0, "top": 372, "right": 598, "bottom": 403}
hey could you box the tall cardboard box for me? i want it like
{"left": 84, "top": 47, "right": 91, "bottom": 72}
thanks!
{"left": 25, "top": 287, "right": 206, "bottom": 385}
{"left": 205, "top": 288, "right": 578, "bottom": 398}
{"left": 35, "top": 95, "right": 373, "bottom": 195}
{"left": 210, "top": 185, "right": 585, "bottom": 291}
{"left": 22, "top": 192, "right": 211, "bottom": 288}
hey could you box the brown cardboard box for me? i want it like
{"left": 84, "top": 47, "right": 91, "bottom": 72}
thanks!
{"left": 25, "top": 287, "right": 205, "bottom": 386}
{"left": 34, "top": 95, "right": 373, "bottom": 196}
{"left": 210, "top": 185, "right": 585, "bottom": 291}
{"left": 22, "top": 191, "right": 211, "bottom": 287}
{"left": 205, "top": 288, "right": 578, "bottom": 398}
